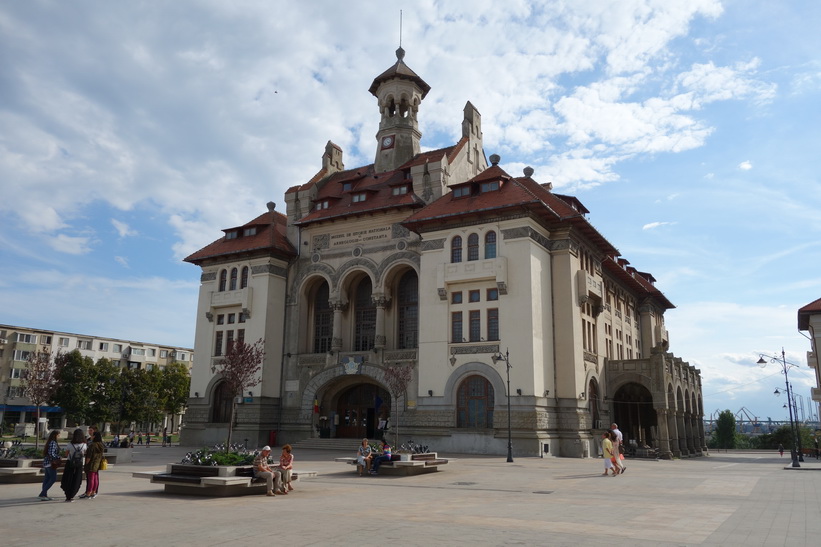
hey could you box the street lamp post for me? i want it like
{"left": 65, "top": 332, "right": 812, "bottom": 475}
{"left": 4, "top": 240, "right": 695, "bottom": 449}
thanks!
{"left": 758, "top": 348, "right": 802, "bottom": 467}
{"left": 491, "top": 348, "right": 514, "bottom": 463}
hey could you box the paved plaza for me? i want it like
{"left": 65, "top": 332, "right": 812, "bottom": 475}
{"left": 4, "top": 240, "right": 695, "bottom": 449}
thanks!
{"left": 1, "top": 446, "right": 820, "bottom": 546}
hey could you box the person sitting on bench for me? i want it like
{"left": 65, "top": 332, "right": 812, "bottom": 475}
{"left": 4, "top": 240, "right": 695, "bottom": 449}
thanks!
{"left": 254, "top": 446, "right": 283, "bottom": 496}
{"left": 369, "top": 441, "right": 392, "bottom": 475}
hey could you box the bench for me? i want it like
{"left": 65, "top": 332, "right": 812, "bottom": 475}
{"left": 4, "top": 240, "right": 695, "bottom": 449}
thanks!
{"left": 133, "top": 464, "right": 316, "bottom": 497}
{"left": 335, "top": 452, "right": 448, "bottom": 476}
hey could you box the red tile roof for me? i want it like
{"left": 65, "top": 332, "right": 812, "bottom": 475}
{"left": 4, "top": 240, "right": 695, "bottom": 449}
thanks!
{"left": 601, "top": 256, "right": 674, "bottom": 310}
{"left": 184, "top": 209, "right": 296, "bottom": 265}
{"left": 368, "top": 53, "right": 431, "bottom": 99}
{"left": 798, "top": 296, "right": 821, "bottom": 330}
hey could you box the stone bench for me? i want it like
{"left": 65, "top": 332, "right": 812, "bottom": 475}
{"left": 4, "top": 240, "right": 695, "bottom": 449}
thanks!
{"left": 335, "top": 452, "right": 448, "bottom": 476}
{"left": 133, "top": 464, "right": 316, "bottom": 496}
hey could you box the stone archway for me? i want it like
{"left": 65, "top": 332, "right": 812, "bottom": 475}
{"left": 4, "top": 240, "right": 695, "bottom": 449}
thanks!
{"left": 612, "top": 382, "right": 657, "bottom": 449}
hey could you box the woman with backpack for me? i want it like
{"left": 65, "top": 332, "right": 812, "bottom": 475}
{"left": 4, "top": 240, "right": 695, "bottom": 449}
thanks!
{"left": 60, "top": 428, "right": 87, "bottom": 502}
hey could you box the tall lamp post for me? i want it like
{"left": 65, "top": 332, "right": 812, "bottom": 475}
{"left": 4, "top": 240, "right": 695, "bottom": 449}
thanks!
{"left": 491, "top": 348, "right": 514, "bottom": 463}
{"left": 774, "top": 383, "right": 804, "bottom": 461}
{"left": 757, "top": 348, "right": 802, "bottom": 467}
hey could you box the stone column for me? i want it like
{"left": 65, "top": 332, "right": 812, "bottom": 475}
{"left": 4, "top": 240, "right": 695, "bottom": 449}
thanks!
{"left": 372, "top": 293, "right": 390, "bottom": 349}
{"left": 330, "top": 299, "right": 345, "bottom": 353}
{"left": 668, "top": 411, "right": 680, "bottom": 458}
{"left": 677, "top": 411, "right": 687, "bottom": 456}
{"left": 656, "top": 408, "right": 673, "bottom": 460}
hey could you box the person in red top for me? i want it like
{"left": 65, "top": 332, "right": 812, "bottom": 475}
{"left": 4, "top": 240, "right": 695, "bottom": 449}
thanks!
{"left": 277, "top": 444, "right": 295, "bottom": 492}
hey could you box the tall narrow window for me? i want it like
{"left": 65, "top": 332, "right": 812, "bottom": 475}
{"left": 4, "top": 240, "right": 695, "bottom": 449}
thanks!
{"left": 240, "top": 266, "right": 249, "bottom": 289}
{"left": 457, "top": 375, "right": 494, "bottom": 428}
{"left": 485, "top": 231, "right": 497, "bottom": 259}
{"left": 219, "top": 270, "right": 227, "bottom": 292}
{"left": 451, "top": 236, "right": 463, "bottom": 263}
{"left": 469, "top": 310, "right": 481, "bottom": 341}
{"left": 451, "top": 312, "right": 463, "bottom": 343}
{"left": 397, "top": 270, "right": 418, "bottom": 349}
{"left": 354, "top": 277, "right": 376, "bottom": 351}
{"left": 487, "top": 309, "right": 499, "bottom": 341}
{"left": 229, "top": 268, "right": 238, "bottom": 291}
{"left": 214, "top": 332, "right": 224, "bottom": 357}
{"left": 313, "top": 282, "right": 332, "bottom": 353}
{"left": 226, "top": 330, "right": 235, "bottom": 353}
{"left": 212, "top": 382, "right": 233, "bottom": 423}
{"left": 467, "top": 233, "right": 479, "bottom": 261}
{"left": 237, "top": 329, "right": 245, "bottom": 344}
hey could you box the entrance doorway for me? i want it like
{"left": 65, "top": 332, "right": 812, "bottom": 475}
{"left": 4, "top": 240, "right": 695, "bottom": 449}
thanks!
{"left": 613, "top": 382, "right": 657, "bottom": 449}
{"left": 335, "top": 383, "right": 390, "bottom": 439}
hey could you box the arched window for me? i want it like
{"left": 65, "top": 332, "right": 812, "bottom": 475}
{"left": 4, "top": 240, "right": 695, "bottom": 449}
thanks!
{"left": 485, "top": 231, "right": 497, "bottom": 259}
{"left": 457, "top": 375, "right": 494, "bottom": 428}
{"left": 229, "top": 268, "right": 238, "bottom": 291}
{"left": 313, "top": 282, "right": 332, "bottom": 353}
{"left": 240, "top": 266, "right": 249, "bottom": 289}
{"left": 211, "top": 381, "right": 233, "bottom": 423}
{"left": 397, "top": 270, "right": 418, "bottom": 349}
{"left": 354, "top": 277, "right": 376, "bottom": 351}
{"left": 588, "top": 379, "right": 600, "bottom": 427}
{"left": 467, "top": 233, "right": 479, "bottom": 261}
{"left": 451, "top": 236, "right": 463, "bottom": 263}
{"left": 218, "top": 270, "right": 227, "bottom": 292}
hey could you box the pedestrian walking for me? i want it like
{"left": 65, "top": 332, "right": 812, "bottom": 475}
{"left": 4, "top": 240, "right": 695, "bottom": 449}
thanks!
{"left": 162, "top": 427, "right": 168, "bottom": 447}
{"left": 38, "top": 430, "right": 61, "bottom": 501}
{"left": 610, "top": 422, "right": 626, "bottom": 473}
{"left": 778, "top": 443, "right": 784, "bottom": 457}
{"left": 137, "top": 432, "right": 143, "bottom": 445}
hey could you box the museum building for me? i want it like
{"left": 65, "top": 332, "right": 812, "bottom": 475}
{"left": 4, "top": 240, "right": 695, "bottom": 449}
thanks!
{"left": 181, "top": 49, "right": 706, "bottom": 459}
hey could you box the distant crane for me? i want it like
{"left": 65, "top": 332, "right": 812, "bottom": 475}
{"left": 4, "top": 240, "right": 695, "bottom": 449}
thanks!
{"left": 735, "top": 407, "right": 762, "bottom": 434}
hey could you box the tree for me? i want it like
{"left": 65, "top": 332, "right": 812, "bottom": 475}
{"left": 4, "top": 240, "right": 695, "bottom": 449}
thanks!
{"left": 383, "top": 364, "right": 414, "bottom": 448}
{"left": 52, "top": 350, "right": 97, "bottom": 424}
{"left": 86, "top": 358, "right": 122, "bottom": 428}
{"left": 211, "top": 339, "right": 264, "bottom": 450}
{"left": 714, "top": 409, "right": 736, "bottom": 449}
{"left": 23, "top": 346, "right": 59, "bottom": 449}
{"left": 159, "top": 362, "right": 191, "bottom": 419}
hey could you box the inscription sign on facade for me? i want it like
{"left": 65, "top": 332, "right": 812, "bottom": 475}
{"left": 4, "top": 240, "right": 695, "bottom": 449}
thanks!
{"left": 329, "top": 226, "right": 391, "bottom": 248}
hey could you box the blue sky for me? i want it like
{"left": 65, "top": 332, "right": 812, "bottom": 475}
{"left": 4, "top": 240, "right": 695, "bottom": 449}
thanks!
{"left": 1, "top": 1, "right": 819, "bottom": 424}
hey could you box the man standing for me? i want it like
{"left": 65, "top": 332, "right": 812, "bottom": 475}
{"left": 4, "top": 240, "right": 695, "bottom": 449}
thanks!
{"left": 254, "top": 446, "right": 283, "bottom": 497}
{"left": 611, "top": 422, "right": 626, "bottom": 473}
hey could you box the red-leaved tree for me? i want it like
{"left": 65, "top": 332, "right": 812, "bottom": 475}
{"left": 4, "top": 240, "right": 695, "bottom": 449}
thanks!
{"left": 23, "top": 346, "right": 60, "bottom": 449}
{"left": 384, "top": 364, "right": 414, "bottom": 448}
{"left": 211, "top": 339, "right": 265, "bottom": 450}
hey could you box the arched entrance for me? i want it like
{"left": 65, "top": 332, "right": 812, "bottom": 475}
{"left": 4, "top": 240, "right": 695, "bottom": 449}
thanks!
{"left": 612, "top": 382, "right": 657, "bottom": 449}
{"left": 334, "top": 383, "right": 390, "bottom": 440}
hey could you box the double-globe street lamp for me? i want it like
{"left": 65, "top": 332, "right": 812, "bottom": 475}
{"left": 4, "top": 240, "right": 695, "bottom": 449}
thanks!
{"left": 757, "top": 348, "right": 802, "bottom": 467}
{"left": 774, "top": 383, "right": 804, "bottom": 462}
{"left": 491, "top": 348, "right": 514, "bottom": 463}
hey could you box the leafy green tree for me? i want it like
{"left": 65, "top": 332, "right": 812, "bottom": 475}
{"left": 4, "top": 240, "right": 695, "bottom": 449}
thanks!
{"left": 714, "top": 409, "right": 736, "bottom": 449}
{"left": 53, "top": 350, "right": 97, "bottom": 424}
{"left": 159, "top": 362, "right": 190, "bottom": 418}
{"left": 86, "top": 358, "right": 122, "bottom": 427}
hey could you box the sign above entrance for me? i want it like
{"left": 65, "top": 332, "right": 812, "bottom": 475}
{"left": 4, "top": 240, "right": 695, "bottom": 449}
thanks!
{"left": 342, "top": 355, "right": 364, "bottom": 375}
{"left": 329, "top": 226, "right": 391, "bottom": 248}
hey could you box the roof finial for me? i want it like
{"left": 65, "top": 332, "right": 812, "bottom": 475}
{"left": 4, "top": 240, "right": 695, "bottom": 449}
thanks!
{"left": 396, "top": 10, "right": 405, "bottom": 61}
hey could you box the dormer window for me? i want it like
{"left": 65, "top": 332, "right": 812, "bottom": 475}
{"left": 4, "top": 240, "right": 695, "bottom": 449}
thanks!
{"left": 316, "top": 200, "right": 330, "bottom": 210}
{"left": 480, "top": 181, "right": 499, "bottom": 192}
{"left": 225, "top": 231, "right": 238, "bottom": 240}
{"left": 453, "top": 186, "right": 471, "bottom": 198}
{"left": 352, "top": 193, "right": 367, "bottom": 203}
{"left": 243, "top": 227, "right": 257, "bottom": 237}
{"left": 392, "top": 185, "right": 409, "bottom": 196}
{"left": 342, "top": 182, "right": 352, "bottom": 191}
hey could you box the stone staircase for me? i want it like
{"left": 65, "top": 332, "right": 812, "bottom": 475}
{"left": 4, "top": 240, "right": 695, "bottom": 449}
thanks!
{"left": 290, "top": 438, "right": 361, "bottom": 451}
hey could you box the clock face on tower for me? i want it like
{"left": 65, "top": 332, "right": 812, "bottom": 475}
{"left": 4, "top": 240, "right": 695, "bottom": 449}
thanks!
{"left": 381, "top": 135, "right": 395, "bottom": 149}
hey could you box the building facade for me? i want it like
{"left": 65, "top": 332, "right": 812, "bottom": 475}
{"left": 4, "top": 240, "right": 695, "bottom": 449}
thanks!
{"left": 0, "top": 323, "right": 192, "bottom": 433}
{"left": 798, "top": 298, "right": 821, "bottom": 422}
{"left": 182, "top": 49, "right": 706, "bottom": 458}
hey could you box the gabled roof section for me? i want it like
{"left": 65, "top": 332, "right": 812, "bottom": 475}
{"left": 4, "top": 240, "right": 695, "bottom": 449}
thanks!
{"left": 369, "top": 47, "right": 431, "bottom": 99}
{"left": 602, "top": 256, "right": 675, "bottom": 310}
{"left": 184, "top": 208, "right": 297, "bottom": 265}
{"left": 798, "top": 296, "right": 821, "bottom": 330}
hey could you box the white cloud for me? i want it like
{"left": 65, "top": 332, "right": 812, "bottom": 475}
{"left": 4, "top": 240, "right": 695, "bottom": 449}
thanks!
{"left": 642, "top": 221, "right": 675, "bottom": 230}
{"left": 114, "top": 256, "right": 129, "bottom": 268}
{"left": 111, "top": 219, "right": 137, "bottom": 238}
{"left": 738, "top": 160, "right": 752, "bottom": 170}
{"left": 47, "top": 234, "right": 93, "bottom": 255}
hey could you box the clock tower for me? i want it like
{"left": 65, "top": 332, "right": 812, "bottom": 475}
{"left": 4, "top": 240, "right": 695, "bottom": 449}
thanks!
{"left": 369, "top": 47, "right": 430, "bottom": 173}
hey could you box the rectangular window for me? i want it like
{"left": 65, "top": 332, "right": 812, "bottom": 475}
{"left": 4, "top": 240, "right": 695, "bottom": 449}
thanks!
{"left": 178, "top": 352, "right": 186, "bottom": 361}
{"left": 487, "top": 288, "right": 498, "bottom": 301}
{"left": 13, "top": 350, "right": 31, "bottom": 362}
{"left": 487, "top": 309, "right": 499, "bottom": 341}
{"left": 214, "top": 332, "right": 224, "bottom": 357}
{"left": 226, "top": 330, "right": 235, "bottom": 353}
{"left": 147, "top": 348, "right": 156, "bottom": 357}
{"left": 59, "top": 337, "right": 69, "bottom": 347}
{"left": 451, "top": 312, "right": 463, "bottom": 343}
{"left": 217, "top": 314, "right": 224, "bottom": 325}
{"left": 453, "top": 186, "right": 470, "bottom": 198}
{"left": 145, "top": 363, "right": 154, "bottom": 371}
{"left": 352, "top": 192, "right": 367, "bottom": 203}
{"left": 76, "top": 340, "right": 92, "bottom": 350}
{"left": 226, "top": 231, "right": 238, "bottom": 239}
{"left": 451, "top": 292, "right": 462, "bottom": 304}
{"left": 40, "top": 335, "right": 52, "bottom": 345}
{"left": 392, "top": 185, "right": 409, "bottom": 195}
{"left": 99, "top": 342, "right": 109, "bottom": 351}
{"left": 160, "top": 350, "right": 168, "bottom": 358}
{"left": 131, "top": 348, "right": 145, "bottom": 356}
{"left": 480, "top": 181, "right": 499, "bottom": 192}
{"left": 238, "top": 329, "right": 245, "bottom": 344}
{"left": 228, "top": 313, "right": 236, "bottom": 324}
{"left": 8, "top": 386, "right": 24, "bottom": 398}
{"left": 243, "top": 227, "right": 257, "bottom": 237}
{"left": 469, "top": 310, "right": 481, "bottom": 342}
{"left": 11, "top": 368, "right": 26, "bottom": 379}
{"left": 316, "top": 200, "right": 330, "bottom": 210}
{"left": 238, "top": 313, "right": 246, "bottom": 324}
{"left": 342, "top": 182, "right": 352, "bottom": 191}
{"left": 468, "top": 290, "right": 480, "bottom": 303}
{"left": 15, "top": 333, "right": 37, "bottom": 344}
{"left": 113, "top": 344, "right": 122, "bottom": 353}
